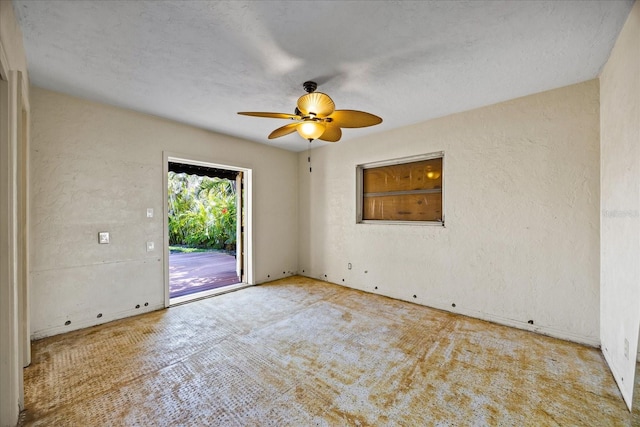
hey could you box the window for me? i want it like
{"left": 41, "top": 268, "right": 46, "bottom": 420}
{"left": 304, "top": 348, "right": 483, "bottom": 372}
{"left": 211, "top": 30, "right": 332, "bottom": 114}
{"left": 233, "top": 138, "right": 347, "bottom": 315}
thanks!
{"left": 357, "top": 152, "right": 444, "bottom": 224}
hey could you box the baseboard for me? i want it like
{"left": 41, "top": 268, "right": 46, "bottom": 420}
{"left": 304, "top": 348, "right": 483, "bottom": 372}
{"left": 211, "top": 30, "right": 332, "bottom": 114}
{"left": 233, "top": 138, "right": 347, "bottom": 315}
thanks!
{"left": 31, "top": 303, "right": 165, "bottom": 340}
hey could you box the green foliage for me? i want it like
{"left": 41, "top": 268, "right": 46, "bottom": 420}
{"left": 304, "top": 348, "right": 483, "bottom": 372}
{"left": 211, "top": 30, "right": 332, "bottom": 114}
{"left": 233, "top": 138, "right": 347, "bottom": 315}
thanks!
{"left": 168, "top": 246, "right": 211, "bottom": 254}
{"left": 168, "top": 172, "right": 237, "bottom": 251}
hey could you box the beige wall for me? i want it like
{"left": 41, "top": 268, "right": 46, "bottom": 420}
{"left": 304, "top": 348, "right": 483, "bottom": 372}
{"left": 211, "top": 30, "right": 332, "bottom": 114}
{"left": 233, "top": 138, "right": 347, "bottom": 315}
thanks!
{"left": 600, "top": 0, "right": 640, "bottom": 410}
{"left": 299, "top": 79, "right": 601, "bottom": 346}
{"left": 29, "top": 87, "right": 299, "bottom": 338}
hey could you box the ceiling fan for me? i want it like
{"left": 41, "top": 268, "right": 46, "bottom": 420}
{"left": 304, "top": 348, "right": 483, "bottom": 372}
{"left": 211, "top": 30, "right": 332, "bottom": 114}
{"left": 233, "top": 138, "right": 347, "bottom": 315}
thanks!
{"left": 238, "top": 81, "right": 382, "bottom": 143}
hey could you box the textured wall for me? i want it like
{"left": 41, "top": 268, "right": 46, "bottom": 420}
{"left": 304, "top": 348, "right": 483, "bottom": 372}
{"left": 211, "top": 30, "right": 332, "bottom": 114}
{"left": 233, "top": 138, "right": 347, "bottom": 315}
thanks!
{"left": 299, "top": 80, "right": 600, "bottom": 346}
{"left": 29, "top": 87, "right": 298, "bottom": 338}
{"left": 600, "top": 0, "right": 640, "bottom": 410}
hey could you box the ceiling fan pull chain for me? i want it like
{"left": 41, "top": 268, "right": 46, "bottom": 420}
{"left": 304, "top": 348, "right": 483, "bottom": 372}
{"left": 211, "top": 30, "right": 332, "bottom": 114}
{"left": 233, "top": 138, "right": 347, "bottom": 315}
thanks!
{"left": 308, "top": 140, "right": 312, "bottom": 173}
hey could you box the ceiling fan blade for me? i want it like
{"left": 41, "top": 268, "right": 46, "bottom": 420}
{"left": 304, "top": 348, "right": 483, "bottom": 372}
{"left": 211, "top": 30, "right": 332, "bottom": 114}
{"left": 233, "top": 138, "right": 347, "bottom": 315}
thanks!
{"left": 318, "top": 124, "right": 342, "bottom": 142}
{"left": 297, "top": 93, "right": 335, "bottom": 117}
{"left": 238, "top": 112, "right": 300, "bottom": 120}
{"left": 268, "top": 123, "right": 299, "bottom": 139}
{"left": 327, "top": 110, "right": 382, "bottom": 128}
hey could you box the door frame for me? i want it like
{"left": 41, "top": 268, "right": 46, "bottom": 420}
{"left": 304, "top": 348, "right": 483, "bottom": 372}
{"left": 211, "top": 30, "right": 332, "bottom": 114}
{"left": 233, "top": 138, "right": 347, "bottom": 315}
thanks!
{"left": 162, "top": 152, "right": 254, "bottom": 307}
{"left": 1, "top": 65, "right": 30, "bottom": 421}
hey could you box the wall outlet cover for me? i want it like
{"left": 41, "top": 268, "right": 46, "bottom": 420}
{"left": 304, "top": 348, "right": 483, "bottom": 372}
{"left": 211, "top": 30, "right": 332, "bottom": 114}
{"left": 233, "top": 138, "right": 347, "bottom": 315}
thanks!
{"left": 99, "top": 232, "right": 110, "bottom": 244}
{"left": 624, "top": 338, "right": 629, "bottom": 359}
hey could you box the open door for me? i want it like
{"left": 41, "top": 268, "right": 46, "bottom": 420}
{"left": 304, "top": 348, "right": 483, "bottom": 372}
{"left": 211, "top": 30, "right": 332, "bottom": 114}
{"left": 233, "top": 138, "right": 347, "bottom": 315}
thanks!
{"left": 164, "top": 155, "right": 252, "bottom": 306}
{"left": 236, "top": 171, "right": 244, "bottom": 282}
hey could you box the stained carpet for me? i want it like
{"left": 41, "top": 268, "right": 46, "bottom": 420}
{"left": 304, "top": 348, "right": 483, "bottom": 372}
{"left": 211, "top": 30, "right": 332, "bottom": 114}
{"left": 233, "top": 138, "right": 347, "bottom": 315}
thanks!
{"left": 20, "top": 276, "right": 627, "bottom": 426}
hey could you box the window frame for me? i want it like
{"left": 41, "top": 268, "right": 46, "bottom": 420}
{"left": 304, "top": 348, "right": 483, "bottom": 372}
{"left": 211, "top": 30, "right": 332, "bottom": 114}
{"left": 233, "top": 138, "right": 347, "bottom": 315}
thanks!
{"left": 356, "top": 151, "right": 445, "bottom": 226}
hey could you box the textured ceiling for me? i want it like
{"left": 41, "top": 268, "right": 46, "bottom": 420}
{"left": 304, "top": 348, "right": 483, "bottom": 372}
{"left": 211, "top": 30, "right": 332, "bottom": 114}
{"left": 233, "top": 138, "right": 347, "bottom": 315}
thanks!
{"left": 13, "top": 0, "right": 634, "bottom": 152}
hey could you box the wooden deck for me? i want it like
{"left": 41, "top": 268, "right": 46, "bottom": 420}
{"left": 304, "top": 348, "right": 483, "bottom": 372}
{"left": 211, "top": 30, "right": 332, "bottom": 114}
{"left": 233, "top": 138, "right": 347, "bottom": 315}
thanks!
{"left": 169, "top": 252, "right": 240, "bottom": 298}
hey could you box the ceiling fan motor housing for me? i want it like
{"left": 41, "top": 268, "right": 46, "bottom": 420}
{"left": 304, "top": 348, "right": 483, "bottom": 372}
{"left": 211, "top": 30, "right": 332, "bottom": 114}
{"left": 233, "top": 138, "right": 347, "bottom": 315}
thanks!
{"left": 303, "top": 81, "right": 317, "bottom": 93}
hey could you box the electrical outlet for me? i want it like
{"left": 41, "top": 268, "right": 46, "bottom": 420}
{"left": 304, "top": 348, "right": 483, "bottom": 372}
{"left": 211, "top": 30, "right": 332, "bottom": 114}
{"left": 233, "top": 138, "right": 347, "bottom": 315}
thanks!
{"left": 146, "top": 208, "right": 154, "bottom": 218}
{"left": 624, "top": 338, "right": 629, "bottom": 359}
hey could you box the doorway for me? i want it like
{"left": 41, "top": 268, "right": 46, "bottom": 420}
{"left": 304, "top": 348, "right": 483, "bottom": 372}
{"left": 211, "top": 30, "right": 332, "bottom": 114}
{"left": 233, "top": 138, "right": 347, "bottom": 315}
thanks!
{"left": 163, "top": 154, "right": 252, "bottom": 306}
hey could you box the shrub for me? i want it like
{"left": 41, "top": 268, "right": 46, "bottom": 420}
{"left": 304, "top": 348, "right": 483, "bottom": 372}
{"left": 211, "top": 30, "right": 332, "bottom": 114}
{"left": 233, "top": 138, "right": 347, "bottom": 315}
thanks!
{"left": 168, "top": 172, "right": 237, "bottom": 251}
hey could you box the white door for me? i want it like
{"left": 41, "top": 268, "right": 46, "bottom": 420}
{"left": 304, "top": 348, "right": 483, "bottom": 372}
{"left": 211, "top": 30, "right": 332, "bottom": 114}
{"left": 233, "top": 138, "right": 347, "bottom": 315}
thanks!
{"left": 235, "top": 171, "right": 244, "bottom": 281}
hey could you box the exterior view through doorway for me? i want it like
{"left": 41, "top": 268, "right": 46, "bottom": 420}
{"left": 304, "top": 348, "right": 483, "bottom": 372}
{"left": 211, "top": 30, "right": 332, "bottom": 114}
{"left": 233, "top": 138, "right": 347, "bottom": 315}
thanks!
{"left": 163, "top": 154, "right": 252, "bottom": 306}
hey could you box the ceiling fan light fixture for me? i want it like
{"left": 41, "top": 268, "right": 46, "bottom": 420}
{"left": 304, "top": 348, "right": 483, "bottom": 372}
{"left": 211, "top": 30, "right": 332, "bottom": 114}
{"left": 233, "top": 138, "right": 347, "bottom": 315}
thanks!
{"left": 297, "top": 121, "right": 326, "bottom": 141}
{"left": 426, "top": 171, "right": 441, "bottom": 180}
{"left": 238, "top": 80, "right": 382, "bottom": 144}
